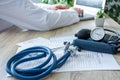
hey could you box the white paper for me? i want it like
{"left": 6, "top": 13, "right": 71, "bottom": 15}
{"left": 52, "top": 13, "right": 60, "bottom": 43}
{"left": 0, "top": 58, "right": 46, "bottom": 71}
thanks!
{"left": 54, "top": 49, "right": 120, "bottom": 72}
{"left": 17, "top": 37, "right": 63, "bottom": 51}
{"left": 50, "top": 36, "right": 120, "bottom": 72}
{"left": 50, "top": 36, "right": 76, "bottom": 44}
{"left": 17, "top": 37, "right": 48, "bottom": 46}
{"left": 15, "top": 47, "right": 120, "bottom": 73}
{"left": 15, "top": 36, "right": 120, "bottom": 73}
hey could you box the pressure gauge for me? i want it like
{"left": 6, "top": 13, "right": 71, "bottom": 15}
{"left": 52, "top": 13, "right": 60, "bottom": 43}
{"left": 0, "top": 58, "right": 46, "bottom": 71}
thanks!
{"left": 90, "top": 27, "right": 105, "bottom": 41}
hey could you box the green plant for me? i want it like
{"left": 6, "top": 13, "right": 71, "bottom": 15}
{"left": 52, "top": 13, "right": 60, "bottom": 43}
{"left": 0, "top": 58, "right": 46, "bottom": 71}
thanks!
{"left": 105, "top": 0, "right": 120, "bottom": 24}
{"left": 96, "top": 8, "right": 104, "bottom": 18}
{"left": 39, "top": 0, "right": 74, "bottom": 7}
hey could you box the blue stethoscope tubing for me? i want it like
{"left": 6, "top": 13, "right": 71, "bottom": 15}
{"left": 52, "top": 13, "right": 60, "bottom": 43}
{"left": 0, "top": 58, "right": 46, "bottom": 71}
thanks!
{"left": 6, "top": 46, "right": 71, "bottom": 80}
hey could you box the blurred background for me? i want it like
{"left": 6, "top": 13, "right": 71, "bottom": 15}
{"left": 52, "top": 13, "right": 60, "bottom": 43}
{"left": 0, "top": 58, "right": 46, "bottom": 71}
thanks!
{"left": 105, "top": 0, "right": 120, "bottom": 24}
{"left": 36, "top": 0, "right": 120, "bottom": 24}
{"left": 0, "top": 0, "right": 119, "bottom": 32}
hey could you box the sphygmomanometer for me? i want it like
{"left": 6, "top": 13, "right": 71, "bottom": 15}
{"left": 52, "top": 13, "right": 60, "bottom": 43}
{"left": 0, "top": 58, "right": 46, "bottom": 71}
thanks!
{"left": 74, "top": 27, "right": 120, "bottom": 54}
{"left": 6, "top": 27, "right": 120, "bottom": 80}
{"left": 75, "top": 27, "right": 120, "bottom": 43}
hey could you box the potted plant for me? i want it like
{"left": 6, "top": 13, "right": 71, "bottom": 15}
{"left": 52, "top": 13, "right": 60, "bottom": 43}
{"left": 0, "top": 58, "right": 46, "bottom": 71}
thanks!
{"left": 95, "top": 8, "right": 105, "bottom": 27}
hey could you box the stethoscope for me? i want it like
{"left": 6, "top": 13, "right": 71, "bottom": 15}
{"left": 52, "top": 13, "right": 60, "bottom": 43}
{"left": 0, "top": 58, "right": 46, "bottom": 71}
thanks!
{"left": 6, "top": 44, "right": 76, "bottom": 80}
{"left": 6, "top": 27, "right": 120, "bottom": 80}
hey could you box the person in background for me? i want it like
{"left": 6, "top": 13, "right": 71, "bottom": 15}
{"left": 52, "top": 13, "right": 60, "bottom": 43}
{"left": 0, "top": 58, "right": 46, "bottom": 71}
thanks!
{"left": 0, "top": 0, "right": 83, "bottom": 31}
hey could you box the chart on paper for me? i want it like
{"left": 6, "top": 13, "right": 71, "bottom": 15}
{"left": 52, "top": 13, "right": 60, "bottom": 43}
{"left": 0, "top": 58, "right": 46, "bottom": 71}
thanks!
{"left": 54, "top": 49, "right": 120, "bottom": 72}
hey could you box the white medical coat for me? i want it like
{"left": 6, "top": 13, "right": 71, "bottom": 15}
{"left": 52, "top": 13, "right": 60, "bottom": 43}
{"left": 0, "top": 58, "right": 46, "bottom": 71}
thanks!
{"left": 0, "top": 0, "right": 80, "bottom": 31}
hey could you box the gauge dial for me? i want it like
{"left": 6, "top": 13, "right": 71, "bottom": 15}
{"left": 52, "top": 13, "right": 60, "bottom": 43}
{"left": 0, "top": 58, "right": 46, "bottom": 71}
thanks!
{"left": 90, "top": 28, "right": 105, "bottom": 41}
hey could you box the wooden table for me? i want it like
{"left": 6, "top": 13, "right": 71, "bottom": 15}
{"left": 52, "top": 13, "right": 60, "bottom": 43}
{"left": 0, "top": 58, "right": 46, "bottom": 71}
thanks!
{"left": 0, "top": 16, "right": 120, "bottom": 80}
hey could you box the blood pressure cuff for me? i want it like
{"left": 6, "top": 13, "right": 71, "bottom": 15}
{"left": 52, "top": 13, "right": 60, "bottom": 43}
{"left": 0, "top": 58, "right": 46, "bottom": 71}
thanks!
{"left": 73, "top": 39, "right": 118, "bottom": 54}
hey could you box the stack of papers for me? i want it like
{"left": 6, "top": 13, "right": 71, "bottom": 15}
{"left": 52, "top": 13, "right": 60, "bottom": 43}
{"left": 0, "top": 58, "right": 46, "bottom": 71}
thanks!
{"left": 16, "top": 37, "right": 64, "bottom": 52}
{"left": 16, "top": 36, "right": 120, "bottom": 72}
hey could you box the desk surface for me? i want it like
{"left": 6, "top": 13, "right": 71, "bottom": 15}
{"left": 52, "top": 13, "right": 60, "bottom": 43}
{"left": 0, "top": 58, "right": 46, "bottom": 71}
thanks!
{"left": 0, "top": 17, "right": 120, "bottom": 80}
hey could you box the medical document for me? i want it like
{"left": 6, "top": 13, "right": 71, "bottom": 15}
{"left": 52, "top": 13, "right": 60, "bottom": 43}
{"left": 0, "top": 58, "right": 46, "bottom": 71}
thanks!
{"left": 16, "top": 36, "right": 120, "bottom": 72}
{"left": 54, "top": 49, "right": 120, "bottom": 72}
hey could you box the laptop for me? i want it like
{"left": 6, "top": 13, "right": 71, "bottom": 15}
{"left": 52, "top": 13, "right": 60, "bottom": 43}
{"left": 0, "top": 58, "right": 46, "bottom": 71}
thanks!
{"left": 74, "top": 0, "right": 106, "bottom": 20}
